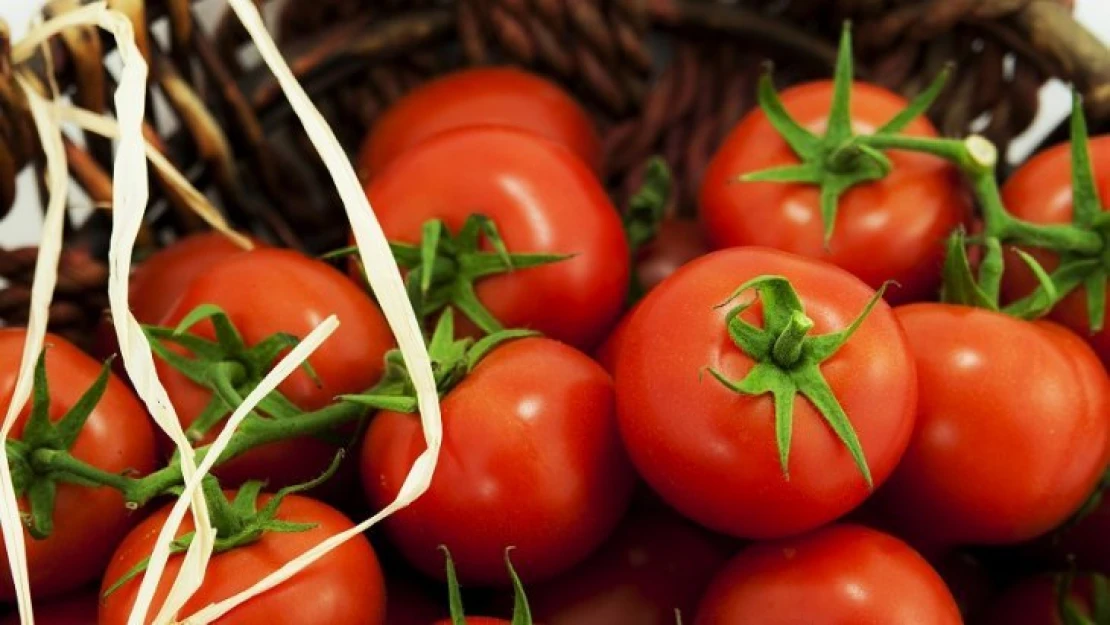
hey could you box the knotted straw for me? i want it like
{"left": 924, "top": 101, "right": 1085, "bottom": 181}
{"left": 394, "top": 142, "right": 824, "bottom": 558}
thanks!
{"left": 2, "top": 2, "right": 442, "bottom": 623}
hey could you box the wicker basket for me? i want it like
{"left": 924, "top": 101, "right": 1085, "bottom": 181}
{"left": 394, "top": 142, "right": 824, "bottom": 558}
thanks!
{"left": 1, "top": 0, "right": 1109, "bottom": 348}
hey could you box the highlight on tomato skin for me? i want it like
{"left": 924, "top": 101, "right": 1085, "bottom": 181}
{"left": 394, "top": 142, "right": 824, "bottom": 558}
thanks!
{"left": 357, "top": 66, "right": 602, "bottom": 179}
{"left": 693, "top": 524, "right": 963, "bottom": 625}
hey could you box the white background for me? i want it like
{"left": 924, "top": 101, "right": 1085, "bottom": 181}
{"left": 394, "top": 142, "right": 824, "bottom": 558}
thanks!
{"left": 0, "top": 0, "right": 1108, "bottom": 248}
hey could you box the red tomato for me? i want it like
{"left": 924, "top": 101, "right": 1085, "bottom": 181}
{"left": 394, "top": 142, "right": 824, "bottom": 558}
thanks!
{"left": 700, "top": 81, "right": 967, "bottom": 303}
{"left": 635, "top": 218, "right": 709, "bottom": 294}
{"left": 364, "top": 126, "right": 629, "bottom": 350}
{"left": 100, "top": 492, "right": 384, "bottom": 625}
{"left": 361, "top": 337, "right": 635, "bottom": 585}
{"left": 879, "top": 304, "right": 1110, "bottom": 546}
{"left": 156, "top": 248, "right": 395, "bottom": 488}
{"left": 358, "top": 67, "right": 600, "bottom": 177}
{"left": 594, "top": 304, "right": 638, "bottom": 375}
{"left": 0, "top": 591, "right": 97, "bottom": 624}
{"left": 999, "top": 135, "right": 1110, "bottom": 366}
{"left": 616, "top": 248, "right": 917, "bottom": 538}
{"left": 694, "top": 524, "right": 962, "bottom": 625}
{"left": 526, "top": 503, "right": 734, "bottom": 625}
{"left": 0, "top": 330, "right": 157, "bottom": 600}
{"left": 981, "top": 575, "right": 1097, "bottom": 625}
{"left": 130, "top": 232, "right": 258, "bottom": 325}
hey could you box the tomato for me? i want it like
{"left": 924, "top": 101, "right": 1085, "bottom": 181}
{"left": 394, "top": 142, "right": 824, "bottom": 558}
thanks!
{"left": 156, "top": 248, "right": 395, "bottom": 488}
{"left": 879, "top": 304, "right": 1110, "bottom": 546}
{"left": 0, "top": 591, "right": 97, "bottom": 624}
{"left": 526, "top": 502, "right": 734, "bottom": 625}
{"left": 364, "top": 126, "right": 629, "bottom": 350}
{"left": 635, "top": 218, "right": 709, "bottom": 294}
{"left": 361, "top": 337, "right": 635, "bottom": 585}
{"left": 700, "top": 81, "right": 967, "bottom": 303}
{"left": 358, "top": 67, "right": 600, "bottom": 177}
{"left": 981, "top": 575, "right": 1098, "bottom": 625}
{"left": 594, "top": 304, "right": 637, "bottom": 375}
{"left": 130, "top": 232, "right": 258, "bottom": 325}
{"left": 100, "top": 492, "right": 384, "bottom": 625}
{"left": 0, "top": 330, "right": 157, "bottom": 600}
{"left": 694, "top": 524, "right": 962, "bottom": 625}
{"left": 999, "top": 135, "right": 1110, "bottom": 366}
{"left": 615, "top": 248, "right": 916, "bottom": 538}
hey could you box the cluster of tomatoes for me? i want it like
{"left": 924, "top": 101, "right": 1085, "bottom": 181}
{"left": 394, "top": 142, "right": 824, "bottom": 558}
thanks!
{"left": 3, "top": 47, "right": 1110, "bottom": 625}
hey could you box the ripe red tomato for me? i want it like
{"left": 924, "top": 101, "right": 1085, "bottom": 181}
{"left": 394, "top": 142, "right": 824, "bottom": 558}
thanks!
{"left": 981, "top": 575, "right": 1098, "bottom": 625}
{"left": 616, "top": 248, "right": 916, "bottom": 538}
{"left": 130, "top": 232, "right": 258, "bottom": 325}
{"left": 100, "top": 492, "right": 385, "bottom": 625}
{"left": 694, "top": 524, "right": 962, "bottom": 625}
{"left": 361, "top": 337, "right": 635, "bottom": 585}
{"left": 879, "top": 304, "right": 1110, "bottom": 546}
{"left": 700, "top": 81, "right": 967, "bottom": 303}
{"left": 635, "top": 218, "right": 709, "bottom": 294}
{"left": 0, "top": 330, "right": 156, "bottom": 600}
{"left": 526, "top": 502, "right": 734, "bottom": 625}
{"left": 0, "top": 591, "right": 97, "bottom": 624}
{"left": 999, "top": 135, "right": 1110, "bottom": 366}
{"left": 156, "top": 248, "right": 395, "bottom": 488}
{"left": 358, "top": 67, "right": 600, "bottom": 177}
{"left": 364, "top": 126, "right": 629, "bottom": 350}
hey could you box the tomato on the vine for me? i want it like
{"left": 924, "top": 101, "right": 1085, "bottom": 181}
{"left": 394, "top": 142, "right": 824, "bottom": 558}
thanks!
{"left": 100, "top": 492, "right": 385, "bottom": 625}
{"left": 878, "top": 304, "right": 1110, "bottom": 547}
{"left": 700, "top": 81, "right": 967, "bottom": 303}
{"left": 363, "top": 126, "right": 629, "bottom": 350}
{"left": 0, "top": 330, "right": 156, "bottom": 600}
{"left": 694, "top": 525, "right": 962, "bottom": 625}
{"left": 361, "top": 337, "right": 635, "bottom": 585}
{"left": 1000, "top": 135, "right": 1110, "bottom": 366}
{"left": 616, "top": 248, "right": 916, "bottom": 539}
{"left": 358, "top": 67, "right": 600, "bottom": 177}
{"left": 155, "top": 248, "right": 395, "bottom": 488}
{"left": 526, "top": 502, "right": 733, "bottom": 625}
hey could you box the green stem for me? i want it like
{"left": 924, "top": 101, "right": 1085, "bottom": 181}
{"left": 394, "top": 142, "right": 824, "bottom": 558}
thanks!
{"left": 31, "top": 449, "right": 142, "bottom": 502}
{"left": 855, "top": 134, "right": 996, "bottom": 175}
{"left": 771, "top": 311, "right": 813, "bottom": 367}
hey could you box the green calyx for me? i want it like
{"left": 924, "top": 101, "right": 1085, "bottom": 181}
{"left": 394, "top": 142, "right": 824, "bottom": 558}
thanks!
{"left": 706, "top": 275, "right": 885, "bottom": 487}
{"left": 341, "top": 308, "right": 536, "bottom": 414}
{"left": 144, "top": 304, "right": 320, "bottom": 444}
{"left": 740, "top": 22, "right": 952, "bottom": 246}
{"left": 991, "top": 92, "right": 1110, "bottom": 331}
{"left": 390, "top": 214, "right": 570, "bottom": 336}
{"left": 443, "top": 546, "right": 533, "bottom": 625}
{"left": 1056, "top": 571, "right": 1110, "bottom": 625}
{"left": 102, "top": 454, "right": 341, "bottom": 598}
{"left": 6, "top": 349, "right": 124, "bottom": 539}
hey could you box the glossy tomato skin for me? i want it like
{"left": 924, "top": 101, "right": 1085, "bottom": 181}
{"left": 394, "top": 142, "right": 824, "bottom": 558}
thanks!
{"left": 0, "top": 592, "right": 98, "bottom": 625}
{"left": 999, "top": 135, "right": 1110, "bottom": 366}
{"left": 100, "top": 492, "right": 384, "bottom": 625}
{"left": 526, "top": 503, "right": 734, "bottom": 625}
{"left": 365, "top": 126, "right": 629, "bottom": 350}
{"left": 130, "top": 232, "right": 258, "bottom": 325}
{"left": 616, "top": 248, "right": 917, "bottom": 539}
{"left": 156, "top": 248, "right": 395, "bottom": 488}
{"left": 700, "top": 81, "right": 968, "bottom": 304}
{"left": 361, "top": 337, "right": 635, "bottom": 585}
{"left": 981, "top": 575, "right": 1095, "bottom": 625}
{"left": 694, "top": 525, "right": 962, "bottom": 625}
{"left": 880, "top": 304, "right": 1110, "bottom": 547}
{"left": 358, "top": 67, "right": 600, "bottom": 177}
{"left": 0, "top": 330, "right": 157, "bottom": 600}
